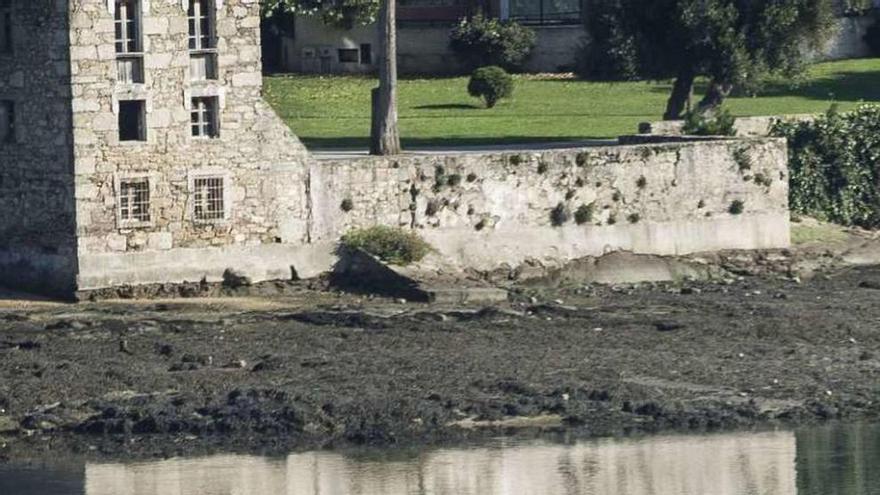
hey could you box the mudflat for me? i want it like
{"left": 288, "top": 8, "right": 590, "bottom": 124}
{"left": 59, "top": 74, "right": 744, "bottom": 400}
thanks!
{"left": 0, "top": 265, "right": 878, "bottom": 460}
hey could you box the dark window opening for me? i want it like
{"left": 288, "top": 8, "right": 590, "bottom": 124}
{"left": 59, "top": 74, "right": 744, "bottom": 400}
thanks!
{"left": 359, "top": 43, "right": 372, "bottom": 64}
{"left": 118, "top": 100, "right": 146, "bottom": 142}
{"left": 338, "top": 48, "right": 359, "bottom": 63}
{"left": 0, "top": 100, "right": 14, "bottom": 143}
{"left": 509, "top": 0, "right": 583, "bottom": 25}
{"left": 0, "top": 0, "right": 12, "bottom": 55}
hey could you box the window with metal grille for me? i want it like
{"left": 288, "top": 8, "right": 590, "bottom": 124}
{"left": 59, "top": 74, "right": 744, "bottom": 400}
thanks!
{"left": 118, "top": 177, "right": 151, "bottom": 224}
{"left": 193, "top": 176, "right": 226, "bottom": 221}
{"left": 0, "top": 100, "right": 14, "bottom": 144}
{"left": 188, "top": 0, "right": 215, "bottom": 51}
{"left": 0, "top": 0, "right": 12, "bottom": 55}
{"left": 191, "top": 97, "right": 218, "bottom": 138}
{"left": 115, "top": 0, "right": 141, "bottom": 54}
{"left": 509, "top": 0, "right": 583, "bottom": 25}
{"left": 338, "top": 48, "right": 359, "bottom": 63}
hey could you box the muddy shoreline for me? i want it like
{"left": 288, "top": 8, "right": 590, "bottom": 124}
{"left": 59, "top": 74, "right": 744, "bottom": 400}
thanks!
{"left": 1, "top": 262, "right": 880, "bottom": 462}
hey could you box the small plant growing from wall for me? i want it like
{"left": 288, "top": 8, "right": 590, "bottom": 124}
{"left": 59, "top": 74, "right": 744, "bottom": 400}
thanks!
{"left": 575, "top": 203, "right": 594, "bottom": 225}
{"left": 612, "top": 191, "right": 622, "bottom": 202}
{"left": 576, "top": 152, "right": 590, "bottom": 167}
{"left": 550, "top": 202, "right": 570, "bottom": 226}
{"left": 575, "top": 177, "right": 585, "bottom": 188}
{"left": 636, "top": 176, "right": 647, "bottom": 189}
{"left": 509, "top": 154, "right": 524, "bottom": 166}
{"left": 447, "top": 174, "right": 462, "bottom": 187}
{"left": 729, "top": 200, "right": 745, "bottom": 215}
{"left": 341, "top": 226, "right": 433, "bottom": 266}
{"left": 682, "top": 108, "right": 737, "bottom": 136}
{"left": 565, "top": 190, "right": 576, "bottom": 200}
{"left": 425, "top": 199, "right": 441, "bottom": 217}
{"left": 537, "top": 162, "right": 549, "bottom": 174}
{"left": 607, "top": 214, "right": 617, "bottom": 225}
{"left": 468, "top": 66, "right": 514, "bottom": 108}
{"left": 466, "top": 173, "right": 478, "bottom": 183}
{"left": 733, "top": 148, "right": 753, "bottom": 172}
{"left": 753, "top": 173, "right": 772, "bottom": 187}
{"left": 627, "top": 213, "right": 641, "bottom": 224}
{"left": 340, "top": 198, "right": 354, "bottom": 212}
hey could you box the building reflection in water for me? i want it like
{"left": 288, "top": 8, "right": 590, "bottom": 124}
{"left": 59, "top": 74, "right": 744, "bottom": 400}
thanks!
{"left": 84, "top": 430, "right": 797, "bottom": 495}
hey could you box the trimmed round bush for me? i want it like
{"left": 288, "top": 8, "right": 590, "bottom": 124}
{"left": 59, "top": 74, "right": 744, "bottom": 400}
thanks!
{"left": 468, "top": 66, "right": 514, "bottom": 108}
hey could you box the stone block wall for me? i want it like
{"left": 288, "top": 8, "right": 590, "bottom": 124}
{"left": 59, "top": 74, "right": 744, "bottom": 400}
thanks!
{"left": 67, "top": 0, "right": 311, "bottom": 289}
{"left": 312, "top": 138, "right": 790, "bottom": 272}
{"left": 0, "top": 0, "right": 77, "bottom": 295}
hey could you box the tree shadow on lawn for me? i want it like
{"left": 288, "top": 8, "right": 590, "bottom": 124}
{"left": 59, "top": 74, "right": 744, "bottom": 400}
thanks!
{"left": 643, "top": 71, "right": 880, "bottom": 104}
{"left": 412, "top": 103, "right": 482, "bottom": 110}
{"left": 303, "top": 135, "right": 612, "bottom": 150}
{"left": 756, "top": 71, "right": 880, "bottom": 103}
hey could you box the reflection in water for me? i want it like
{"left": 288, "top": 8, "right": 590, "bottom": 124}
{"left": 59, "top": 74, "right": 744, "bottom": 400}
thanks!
{"left": 83, "top": 431, "right": 796, "bottom": 495}
{"left": 2, "top": 424, "right": 879, "bottom": 495}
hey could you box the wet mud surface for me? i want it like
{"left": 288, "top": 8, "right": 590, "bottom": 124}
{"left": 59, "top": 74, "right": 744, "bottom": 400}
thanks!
{"left": 1, "top": 265, "right": 879, "bottom": 461}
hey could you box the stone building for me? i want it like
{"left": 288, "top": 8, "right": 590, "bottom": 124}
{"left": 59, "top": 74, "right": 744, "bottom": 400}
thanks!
{"left": 0, "top": 0, "right": 310, "bottom": 296}
{"left": 0, "top": 0, "right": 792, "bottom": 298}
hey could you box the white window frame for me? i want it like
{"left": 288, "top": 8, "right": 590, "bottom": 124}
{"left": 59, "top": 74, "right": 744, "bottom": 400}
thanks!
{"left": 115, "top": 174, "right": 155, "bottom": 229}
{"left": 188, "top": 169, "right": 231, "bottom": 224}
{"left": 188, "top": 0, "right": 216, "bottom": 51}
{"left": 114, "top": 0, "right": 142, "bottom": 54}
{"left": 115, "top": 0, "right": 145, "bottom": 85}
{"left": 190, "top": 96, "right": 219, "bottom": 139}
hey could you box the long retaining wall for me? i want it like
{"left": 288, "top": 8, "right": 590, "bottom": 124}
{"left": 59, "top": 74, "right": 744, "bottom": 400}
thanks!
{"left": 76, "top": 137, "right": 791, "bottom": 291}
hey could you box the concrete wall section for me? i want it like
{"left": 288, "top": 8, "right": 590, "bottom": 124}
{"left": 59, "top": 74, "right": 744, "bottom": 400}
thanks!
{"left": 818, "top": 15, "right": 875, "bottom": 60}
{"left": 282, "top": 13, "right": 873, "bottom": 75}
{"left": 283, "top": 18, "right": 583, "bottom": 75}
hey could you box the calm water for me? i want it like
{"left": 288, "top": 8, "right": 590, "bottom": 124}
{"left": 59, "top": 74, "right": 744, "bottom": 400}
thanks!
{"left": 1, "top": 424, "right": 878, "bottom": 495}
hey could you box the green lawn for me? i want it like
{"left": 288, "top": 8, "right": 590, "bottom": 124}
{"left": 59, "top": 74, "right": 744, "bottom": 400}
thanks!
{"left": 264, "top": 58, "right": 880, "bottom": 149}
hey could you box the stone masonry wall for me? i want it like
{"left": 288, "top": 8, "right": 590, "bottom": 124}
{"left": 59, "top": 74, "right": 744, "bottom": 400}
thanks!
{"left": 311, "top": 138, "right": 790, "bottom": 272}
{"left": 77, "top": 135, "right": 790, "bottom": 291}
{"left": 68, "top": 0, "right": 311, "bottom": 289}
{"left": 0, "top": 0, "right": 77, "bottom": 295}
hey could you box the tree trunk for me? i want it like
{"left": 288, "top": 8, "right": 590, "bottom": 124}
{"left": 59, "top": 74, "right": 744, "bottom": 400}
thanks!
{"left": 663, "top": 68, "right": 695, "bottom": 120}
{"left": 697, "top": 80, "right": 733, "bottom": 115}
{"left": 370, "top": 0, "right": 401, "bottom": 156}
